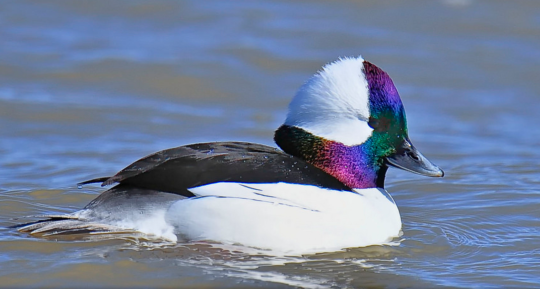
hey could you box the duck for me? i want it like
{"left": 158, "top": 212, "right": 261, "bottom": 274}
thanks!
{"left": 16, "top": 56, "right": 443, "bottom": 254}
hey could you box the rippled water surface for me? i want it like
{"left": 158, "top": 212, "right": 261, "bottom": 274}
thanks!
{"left": 1, "top": 0, "right": 539, "bottom": 288}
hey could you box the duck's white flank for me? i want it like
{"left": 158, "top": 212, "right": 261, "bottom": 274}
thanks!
{"left": 164, "top": 182, "right": 402, "bottom": 254}
{"left": 284, "top": 56, "right": 373, "bottom": 146}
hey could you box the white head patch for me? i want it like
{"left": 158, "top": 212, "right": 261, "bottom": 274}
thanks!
{"left": 284, "top": 56, "right": 373, "bottom": 146}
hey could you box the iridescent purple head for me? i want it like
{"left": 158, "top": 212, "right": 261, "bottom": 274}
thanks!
{"left": 275, "top": 57, "right": 443, "bottom": 189}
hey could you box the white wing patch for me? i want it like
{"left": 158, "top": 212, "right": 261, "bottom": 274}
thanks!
{"left": 187, "top": 182, "right": 321, "bottom": 211}
{"left": 285, "top": 56, "right": 373, "bottom": 146}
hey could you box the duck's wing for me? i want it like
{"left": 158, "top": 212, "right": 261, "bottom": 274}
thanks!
{"left": 79, "top": 142, "right": 351, "bottom": 197}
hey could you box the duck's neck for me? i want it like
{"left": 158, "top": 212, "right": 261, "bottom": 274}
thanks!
{"left": 274, "top": 125, "right": 387, "bottom": 189}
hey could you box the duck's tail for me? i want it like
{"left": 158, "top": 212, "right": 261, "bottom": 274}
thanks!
{"left": 13, "top": 185, "right": 186, "bottom": 240}
{"left": 13, "top": 214, "right": 130, "bottom": 237}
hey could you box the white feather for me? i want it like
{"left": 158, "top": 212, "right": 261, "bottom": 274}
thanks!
{"left": 165, "top": 182, "right": 401, "bottom": 255}
{"left": 76, "top": 207, "right": 178, "bottom": 242}
{"left": 284, "top": 56, "right": 373, "bottom": 146}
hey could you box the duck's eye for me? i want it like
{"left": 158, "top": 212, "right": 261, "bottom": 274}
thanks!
{"left": 368, "top": 117, "right": 379, "bottom": 129}
{"left": 368, "top": 116, "right": 390, "bottom": 132}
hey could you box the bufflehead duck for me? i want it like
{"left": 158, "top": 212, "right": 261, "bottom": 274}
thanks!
{"left": 17, "top": 56, "right": 443, "bottom": 254}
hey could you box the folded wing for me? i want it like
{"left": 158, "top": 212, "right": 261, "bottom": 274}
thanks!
{"left": 79, "top": 142, "right": 352, "bottom": 197}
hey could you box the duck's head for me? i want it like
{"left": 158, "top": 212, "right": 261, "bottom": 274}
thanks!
{"left": 274, "top": 56, "right": 443, "bottom": 189}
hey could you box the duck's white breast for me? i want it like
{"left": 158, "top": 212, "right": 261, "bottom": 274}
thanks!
{"left": 165, "top": 182, "right": 402, "bottom": 254}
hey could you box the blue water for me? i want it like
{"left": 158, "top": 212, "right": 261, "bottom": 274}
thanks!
{"left": 1, "top": 0, "right": 539, "bottom": 288}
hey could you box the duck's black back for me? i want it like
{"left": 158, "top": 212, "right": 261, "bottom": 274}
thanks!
{"left": 80, "top": 142, "right": 352, "bottom": 197}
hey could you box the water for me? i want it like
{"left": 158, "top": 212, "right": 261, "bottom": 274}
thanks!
{"left": 1, "top": 0, "right": 539, "bottom": 287}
